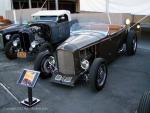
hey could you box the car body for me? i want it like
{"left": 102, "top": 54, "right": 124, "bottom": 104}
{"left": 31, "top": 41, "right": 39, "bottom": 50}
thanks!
{"left": 34, "top": 22, "right": 139, "bottom": 91}
{"left": 4, "top": 10, "right": 71, "bottom": 59}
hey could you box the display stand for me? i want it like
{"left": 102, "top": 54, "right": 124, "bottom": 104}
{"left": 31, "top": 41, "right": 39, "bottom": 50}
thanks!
{"left": 17, "top": 69, "right": 40, "bottom": 107}
{"left": 21, "top": 87, "right": 40, "bottom": 107}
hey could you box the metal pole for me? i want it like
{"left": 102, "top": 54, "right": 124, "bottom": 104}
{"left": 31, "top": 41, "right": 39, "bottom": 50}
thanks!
{"left": 29, "top": 0, "right": 32, "bottom": 9}
{"left": 41, "top": 0, "right": 48, "bottom": 10}
{"left": 55, "top": 0, "right": 59, "bottom": 10}
{"left": 106, "top": 0, "right": 111, "bottom": 24}
{"left": 13, "top": 10, "right": 17, "bottom": 24}
{"left": 10, "top": 0, "right": 14, "bottom": 10}
{"left": 28, "top": 87, "right": 33, "bottom": 105}
{"left": 130, "top": 15, "right": 149, "bottom": 29}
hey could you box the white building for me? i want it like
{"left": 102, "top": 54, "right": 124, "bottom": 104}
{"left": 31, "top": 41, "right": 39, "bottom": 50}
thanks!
{"left": 0, "top": 0, "right": 12, "bottom": 17}
{"left": 0, "top": 0, "right": 79, "bottom": 18}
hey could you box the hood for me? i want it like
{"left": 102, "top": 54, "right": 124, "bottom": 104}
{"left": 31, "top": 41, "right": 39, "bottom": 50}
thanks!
{"left": 57, "top": 30, "right": 107, "bottom": 52}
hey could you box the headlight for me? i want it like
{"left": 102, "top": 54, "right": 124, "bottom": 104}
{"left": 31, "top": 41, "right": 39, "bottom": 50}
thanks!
{"left": 125, "top": 18, "right": 131, "bottom": 25}
{"left": 5, "top": 34, "right": 11, "bottom": 40}
{"left": 81, "top": 59, "right": 89, "bottom": 70}
{"left": 31, "top": 41, "right": 38, "bottom": 48}
{"left": 13, "top": 40, "right": 18, "bottom": 47}
{"left": 137, "top": 25, "right": 141, "bottom": 29}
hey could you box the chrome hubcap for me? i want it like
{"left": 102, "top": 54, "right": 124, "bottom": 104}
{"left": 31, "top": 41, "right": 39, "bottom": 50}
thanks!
{"left": 97, "top": 64, "right": 106, "bottom": 86}
{"left": 42, "top": 56, "right": 55, "bottom": 74}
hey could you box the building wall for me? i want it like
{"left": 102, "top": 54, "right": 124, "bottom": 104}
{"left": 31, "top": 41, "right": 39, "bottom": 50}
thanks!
{"left": 0, "top": 0, "right": 12, "bottom": 17}
{"left": 5, "top": 8, "right": 43, "bottom": 23}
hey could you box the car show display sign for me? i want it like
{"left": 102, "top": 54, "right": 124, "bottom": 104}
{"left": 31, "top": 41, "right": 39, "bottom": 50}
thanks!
{"left": 17, "top": 69, "right": 40, "bottom": 88}
{"left": 17, "top": 69, "right": 40, "bottom": 107}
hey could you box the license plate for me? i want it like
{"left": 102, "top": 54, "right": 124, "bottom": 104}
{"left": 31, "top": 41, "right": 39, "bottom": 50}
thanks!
{"left": 55, "top": 74, "right": 72, "bottom": 83}
{"left": 17, "top": 51, "right": 27, "bottom": 58}
{"left": 55, "top": 75, "right": 62, "bottom": 81}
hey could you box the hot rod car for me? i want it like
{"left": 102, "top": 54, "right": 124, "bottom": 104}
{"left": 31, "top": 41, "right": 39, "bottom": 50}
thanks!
{"left": 4, "top": 10, "right": 71, "bottom": 59}
{"left": 34, "top": 22, "right": 138, "bottom": 91}
{"left": 5, "top": 21, "right": 70, "bottom": 59}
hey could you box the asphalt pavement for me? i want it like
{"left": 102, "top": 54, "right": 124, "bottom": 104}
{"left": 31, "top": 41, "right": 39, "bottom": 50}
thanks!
{"left": 0, "top": 33, "right": 150, "bottom": 113}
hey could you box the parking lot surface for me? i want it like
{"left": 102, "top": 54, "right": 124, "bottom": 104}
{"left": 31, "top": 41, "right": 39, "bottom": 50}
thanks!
{"left": 0, "top": 34, "right": 150, "bottom": 113}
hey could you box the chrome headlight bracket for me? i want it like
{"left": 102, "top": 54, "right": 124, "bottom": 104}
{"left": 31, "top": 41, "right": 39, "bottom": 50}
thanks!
{"left": 81, "top": 59, "right": 89, "bottom": 70}
{"left": 48, "top": 56, "right": 55, "bottom": 66}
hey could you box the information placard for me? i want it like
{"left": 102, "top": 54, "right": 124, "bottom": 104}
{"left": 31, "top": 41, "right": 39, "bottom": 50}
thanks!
{"left": 17, "top": 69, "right": 40, "bottom": 88}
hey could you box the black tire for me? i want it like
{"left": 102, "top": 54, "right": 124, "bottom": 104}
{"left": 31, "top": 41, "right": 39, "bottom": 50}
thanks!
{"left": 38, "top": 42, "right": 53, "bottom": 53}
{"left": 137, "top": 91, "right": 150, "bottom": 113}
{"left": 34, "top": 50, "right": 53, "bottom": 79}
{"left": 126, "top": 30, "right": 137, "bottom": 55}
{"left": 89, "top": 58, "right": 107, "bottom": 91}
{"left": 5, "top": 41, "right": 17, "bottom": 60}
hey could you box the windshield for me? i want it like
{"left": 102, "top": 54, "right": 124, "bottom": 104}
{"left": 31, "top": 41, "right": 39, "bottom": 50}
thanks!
{"left": 71, "top": 22, "right": 109, "bottom": 36}
{"left": 33, "top": 16, "right": 57, "bottom": 22}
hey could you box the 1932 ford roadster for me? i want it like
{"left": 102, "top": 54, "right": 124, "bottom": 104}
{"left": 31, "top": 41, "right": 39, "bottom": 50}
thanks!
{"left": 5, "top": 10, "right": 71, "bottom": 59}
{"left": 34, "top": 22, "right": 138, "bottom": 91}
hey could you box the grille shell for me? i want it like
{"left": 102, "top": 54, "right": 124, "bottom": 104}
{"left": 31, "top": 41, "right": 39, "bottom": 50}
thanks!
{"left": 57, "top": 50, "right": 75, "bottom": 75}
{"left": 20, "top": 33, "right": 30, "bottom": 51}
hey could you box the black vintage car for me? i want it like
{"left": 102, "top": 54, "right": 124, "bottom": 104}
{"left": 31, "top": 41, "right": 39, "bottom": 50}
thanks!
{"left": 34, "top": 22, "right": 138, "bottom": 91}
{"left": 4, "top": 10, "right": 72, "bottom": 59}
{"left": 5, "top": 21, "right": 70, "bottom": 59}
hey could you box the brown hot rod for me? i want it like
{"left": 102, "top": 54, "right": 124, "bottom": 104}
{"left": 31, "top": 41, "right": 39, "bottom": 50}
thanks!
{"left": 34, "top": 22, "right": 138, "bottom": 91}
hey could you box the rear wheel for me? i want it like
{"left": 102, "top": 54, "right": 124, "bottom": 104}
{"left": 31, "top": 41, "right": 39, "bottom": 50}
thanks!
{"left": 89, "top": 58, "right": 107, "bottom": 91}
{"left": 5, "top": 41, "right": 17, "bottom": 60}
{"left": 137, "top": 91, "right": 150, "bottom": 113}
{"left": 126, "top": 30, "right": 137, "bottom": 55}
{"left": 34, "top": 50, "right": 54, "bottom": 79}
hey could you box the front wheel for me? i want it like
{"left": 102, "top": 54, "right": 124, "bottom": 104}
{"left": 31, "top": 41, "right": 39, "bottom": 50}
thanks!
{"left": 38, "top": 42, "right": 53, "bottom": 53}
{"left": 126, "top": 30, "right": 137, "bottom": 55}
{"left": 137, "top": 91, "right": 150, "bottom": 113}
{"left": 34, "top": 50, "right": 54, "bottom": 79}
{"left": 89, "top": 58, "right": 108, "bottom": 91}
{"left": 5, "top": 41, "right": 17, "bottom": 60}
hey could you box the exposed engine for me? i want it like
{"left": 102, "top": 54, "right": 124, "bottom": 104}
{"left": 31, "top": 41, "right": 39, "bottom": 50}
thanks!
{"left": 79, "top": 46, "right": 95, "bottom": 61}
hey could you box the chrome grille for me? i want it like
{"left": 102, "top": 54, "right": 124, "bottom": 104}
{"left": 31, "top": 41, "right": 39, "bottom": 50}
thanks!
{"left": 57, "top": 50, "right": 75, "bottom": 75}
{"left": 0, "top": 34, "right": 4, "bottom": 49}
